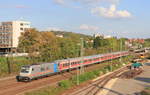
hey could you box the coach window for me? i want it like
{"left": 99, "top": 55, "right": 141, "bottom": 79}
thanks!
{"left": 63, "top": 64, "right": 65, "bottom": 67}
{"left": 65, "top": 63, "right": 67, "bottom": 66}
{"left": 84, "top": 60, "right": 87, "bottom": 62}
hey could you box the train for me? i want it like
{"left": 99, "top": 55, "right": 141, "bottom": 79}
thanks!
{"left": 16, "top": 51, "right": 129, "bottom": 82}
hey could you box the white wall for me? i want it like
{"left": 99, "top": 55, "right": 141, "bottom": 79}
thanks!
{"left": 12, "top": 21, "right": 30, "bottom": 47}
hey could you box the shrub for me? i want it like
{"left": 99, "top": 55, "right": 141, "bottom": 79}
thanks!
{"left": 58, "top": 80, "right": 72, "bottom": 89}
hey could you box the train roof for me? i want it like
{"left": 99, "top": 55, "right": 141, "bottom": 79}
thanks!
{"left": 22, "top": 62, "right": 55, "bottom": 67}
{"left": 55, "top": 51, "right": 127, "bottom": 63}
{"left": 24, "top": 51, "right": 128, "bottom": 65}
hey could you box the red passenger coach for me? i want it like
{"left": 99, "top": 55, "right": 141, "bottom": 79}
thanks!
{"left": 55, "top": 51, "right": 129, "bottom": 72}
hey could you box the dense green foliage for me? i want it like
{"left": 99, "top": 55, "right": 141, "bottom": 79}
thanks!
{"left": 18, "top": 29, "right": 128, "bottom": 62}
{"left": 144, "top": 38, "right": 150, "bottom": 47}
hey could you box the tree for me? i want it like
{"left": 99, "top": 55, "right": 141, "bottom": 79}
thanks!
{"left": 58, "top": 38, "right": 80, "bottom": 59}
{"left": 144, "top": 38, "right": 150, "bottom": 47}
{"left": 39, "top": 32, "right": 60, "bottom": 62}
{"left": 93, "top": 37, "right": 109, "bottom": 49}
{"left": 18, "top": 28, "right": 40, "bottom": 54}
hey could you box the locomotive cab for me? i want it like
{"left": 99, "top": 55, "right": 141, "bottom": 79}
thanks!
{"left": 16, "top": 66, "right": 32, "bottom": 82}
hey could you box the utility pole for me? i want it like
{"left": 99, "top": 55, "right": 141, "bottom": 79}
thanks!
{"left": 120, "top": 39, "right": 122, "bottom": 62}
{"left": 80, "top": 38, "right": 84, "bottom": 74}
{"left": 77, "top": 65, "right": 79, "bottom": 85}
{"left": 110, "top": 38, "right": 114, "bottom": 72}
{"left": 77, "top": 38, "right": 84, "bottom": 85}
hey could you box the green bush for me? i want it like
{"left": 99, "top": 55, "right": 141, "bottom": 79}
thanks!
{"left": 58, "top": 80, "right": 73, "bottom": 89}
{"left": 93, "top": 70, "right": 100, "bottom": 76}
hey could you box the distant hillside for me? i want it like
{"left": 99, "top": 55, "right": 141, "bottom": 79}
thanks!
{"left": 42, "top": 30, "right": 94, "bottom": 42}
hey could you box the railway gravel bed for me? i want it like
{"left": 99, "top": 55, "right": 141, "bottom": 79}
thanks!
{"left": 61, "top": 64, "right": 130, "bottom": 95}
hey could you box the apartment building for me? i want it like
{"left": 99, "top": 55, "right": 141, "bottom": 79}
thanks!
{"left": 0, "top": 21, "right": 30, "bottom": 52}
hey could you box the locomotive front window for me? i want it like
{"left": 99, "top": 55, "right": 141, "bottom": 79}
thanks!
{"left": 21, "top": 66, "right": 30, "bottom": 73}
{"left": 21, "top": 68, "right": 29, "bottom": 73}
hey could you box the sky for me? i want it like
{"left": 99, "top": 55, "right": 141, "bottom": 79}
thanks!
{"left": 0, "top": 0, "right": 150, "bottom": 38}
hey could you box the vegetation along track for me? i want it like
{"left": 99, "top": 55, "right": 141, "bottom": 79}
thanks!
{"left": 0, "top": 59, "right": 116, "bottom": 95}
{"left": 68, "top": 65, "right": 129, "bottom": 95}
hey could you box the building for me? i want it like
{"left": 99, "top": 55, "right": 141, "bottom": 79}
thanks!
{"left": 56, "top": 34, "right": 63, "bottom": 38}
{"left": 93, "top": 33, "right": 104, "bottom": 38}
{"left": 104, "top": 35, "right": 112, "bottom": 39}
{"left": 0, "top": 20, "right": 31, "bottom": 52}
{"left": 128, "top": 39, "right": 145, "bottom": 44}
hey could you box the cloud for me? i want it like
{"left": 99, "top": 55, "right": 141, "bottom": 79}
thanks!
{"left": 73, "top": 0, "right": 120, "bottom": 5}
{"left": 54, "top": 0, "right": 65, "bottom": 5}
{"left": 79, "top": 24, "right": 99, "bottom": 31}
{"left": 53, "top": 0, "right": 120, "bottom": 6}
{"left": 91, "top": 4, "right": 132, "bottom": 19}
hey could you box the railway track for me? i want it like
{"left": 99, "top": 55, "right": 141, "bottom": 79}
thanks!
{"left": 66, "top": 65, "right": 129, "bottom": 95}
{"left": 0, "top": 61, "right": 112, "bottom": 95}
{"left": 0, "top": 72, "right": 74, "bottom": 95}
